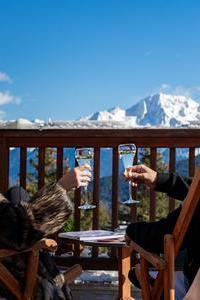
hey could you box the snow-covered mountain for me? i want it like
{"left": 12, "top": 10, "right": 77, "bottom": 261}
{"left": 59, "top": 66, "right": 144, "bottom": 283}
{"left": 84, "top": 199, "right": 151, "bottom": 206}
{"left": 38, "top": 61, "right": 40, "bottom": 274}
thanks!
{"left": 1, "top": 93, "right": 200, "bottom": 130}
{"left": 80, "top": 93, "right": 200, "bottom": 128}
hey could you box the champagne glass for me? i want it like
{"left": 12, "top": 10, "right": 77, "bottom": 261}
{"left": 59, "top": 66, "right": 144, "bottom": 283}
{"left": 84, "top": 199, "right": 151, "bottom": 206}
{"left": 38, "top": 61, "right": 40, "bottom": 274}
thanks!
{"left": 118, "top": 143, "right": 139, "bottom": 205}
{"left": 75, "top": 148, "right": 96, "bottom": 210}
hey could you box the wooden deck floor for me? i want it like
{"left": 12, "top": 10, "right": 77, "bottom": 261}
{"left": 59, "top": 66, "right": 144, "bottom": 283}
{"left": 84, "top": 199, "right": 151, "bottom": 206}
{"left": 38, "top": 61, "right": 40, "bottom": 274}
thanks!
{"left": 70, "top": 283, "right": 142, "bottom": 300}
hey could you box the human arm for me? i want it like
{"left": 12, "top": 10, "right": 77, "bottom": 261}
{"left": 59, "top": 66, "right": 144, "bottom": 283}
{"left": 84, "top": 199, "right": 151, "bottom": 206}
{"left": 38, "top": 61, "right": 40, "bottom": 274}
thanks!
{"left": 0, "top": 166, "right": 92, "bottom": 250}
{"left": 124, "top": 165, "right": 193, "bottom": 252}
{"left": 155, "top": 172, "right": 192, "bottom": 200}
{"left": 28, "top": 165, "right": 92, "bottom": 237}
{"left": 124, "top": 164, "right": 192, "bottom": 201}
{"left": 58, "top": 164, "right": 91, "bottom": 191}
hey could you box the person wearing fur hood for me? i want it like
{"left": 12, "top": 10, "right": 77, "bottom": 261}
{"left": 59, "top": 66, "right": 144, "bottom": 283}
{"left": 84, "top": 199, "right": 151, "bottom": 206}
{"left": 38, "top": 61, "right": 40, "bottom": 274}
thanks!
{"left": 0, "top": 165, "right": 91, "bottom": 300}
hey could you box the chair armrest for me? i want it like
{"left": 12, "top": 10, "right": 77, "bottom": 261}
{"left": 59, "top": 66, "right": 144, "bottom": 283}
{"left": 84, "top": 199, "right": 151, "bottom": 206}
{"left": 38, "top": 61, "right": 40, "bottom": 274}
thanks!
{"left": 130, "top": 241, "right": 166, "bottom": 270}
{"left": 0, "top": 245, "right": 39, "bottom": 258}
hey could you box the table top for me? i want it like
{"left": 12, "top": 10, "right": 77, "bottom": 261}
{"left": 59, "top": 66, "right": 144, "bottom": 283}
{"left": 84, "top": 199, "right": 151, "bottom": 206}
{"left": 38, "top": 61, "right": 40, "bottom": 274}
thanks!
{"left": 80, "top": 239, "right": 127, "bottom": 248}
{"left": 58, "top": 230, "right": 127, "bottom": 248}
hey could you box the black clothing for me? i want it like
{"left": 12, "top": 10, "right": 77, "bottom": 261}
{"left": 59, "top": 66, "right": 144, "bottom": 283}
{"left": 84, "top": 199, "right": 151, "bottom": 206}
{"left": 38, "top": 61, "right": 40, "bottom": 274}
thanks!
{"left": 126, "top": 172, "right": 200, "bottom": 286}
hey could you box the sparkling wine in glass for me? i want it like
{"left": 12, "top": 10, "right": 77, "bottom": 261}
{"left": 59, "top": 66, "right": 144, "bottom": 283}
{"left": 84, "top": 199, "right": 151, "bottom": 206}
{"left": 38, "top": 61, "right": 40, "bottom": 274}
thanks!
{"left": 75, "top": 148, "right": 96, "bottom": 210}
{"left": 118, "top": 143, "right": 139, "bottom": 205}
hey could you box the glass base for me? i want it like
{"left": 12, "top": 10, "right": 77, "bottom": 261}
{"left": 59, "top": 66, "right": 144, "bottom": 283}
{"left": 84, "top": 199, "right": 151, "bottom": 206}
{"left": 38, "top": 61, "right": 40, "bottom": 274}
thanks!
{"left": 78, "top": 203, "right": 96, "bottom": 210}
{"left": 120, "top": 199, "right": 140, "bottom": 205}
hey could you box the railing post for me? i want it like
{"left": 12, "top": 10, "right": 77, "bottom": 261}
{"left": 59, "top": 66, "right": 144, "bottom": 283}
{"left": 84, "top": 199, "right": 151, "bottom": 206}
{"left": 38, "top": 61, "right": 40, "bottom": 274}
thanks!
{"left": 56, "top": 147, "right": 64, "bottom": 180}
{"left": 0, "top": 136, "right": 9, "bottom": 193}
{"left": 112, "top": 146, "right": 119, "bottom": 230}
{"left": 92, "top": 147, "right": 100, "bottom": 257}
{"left": 130, "top": 148, "right": 138, "bottom": 222}
{"left": 150, "top": 147, "right": 157, "bottom": 221}
{"left": 189, "top": 147, "right": 195, "bottom": 177}
{"left": 20, "top": 147, "right": 27, "bottom": 189}
{"left": 38, "top": 147, "right": 45, "bottom": 189}
{"left": 169, "top": 148, "right": 176, "bottom": 212}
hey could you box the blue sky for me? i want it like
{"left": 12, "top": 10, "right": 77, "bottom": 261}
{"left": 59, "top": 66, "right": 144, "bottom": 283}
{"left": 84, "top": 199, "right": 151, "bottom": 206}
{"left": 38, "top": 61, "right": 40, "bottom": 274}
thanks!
{"left": 0, "top": 0, "right": 200, "bottom": 121}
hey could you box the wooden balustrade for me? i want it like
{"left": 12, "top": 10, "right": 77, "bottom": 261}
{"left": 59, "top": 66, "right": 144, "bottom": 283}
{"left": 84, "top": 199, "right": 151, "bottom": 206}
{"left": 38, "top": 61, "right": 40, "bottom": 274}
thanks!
{"left": 1, "top": 128, "right": 200, "bottom": 246}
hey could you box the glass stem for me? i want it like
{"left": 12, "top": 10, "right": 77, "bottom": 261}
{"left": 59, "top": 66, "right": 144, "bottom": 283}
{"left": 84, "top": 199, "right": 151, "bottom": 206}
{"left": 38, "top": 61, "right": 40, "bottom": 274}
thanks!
{"left": 128, "top": 181, "right": 133, "bottom": 200}
{"left": 83, "top": 186, "right": 89, "bottom": 204}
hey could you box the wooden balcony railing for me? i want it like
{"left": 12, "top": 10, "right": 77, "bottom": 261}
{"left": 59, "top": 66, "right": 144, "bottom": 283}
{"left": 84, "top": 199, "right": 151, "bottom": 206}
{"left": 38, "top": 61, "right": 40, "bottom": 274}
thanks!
{"left": 1, "top": 128, "right": 200, "bottom": 270}
{"left": 0, "top": 128, "right": 200, "bottom": 228}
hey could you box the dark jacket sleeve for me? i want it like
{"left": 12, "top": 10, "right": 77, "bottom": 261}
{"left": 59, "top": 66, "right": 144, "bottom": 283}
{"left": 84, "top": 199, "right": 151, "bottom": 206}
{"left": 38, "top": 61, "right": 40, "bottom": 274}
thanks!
{"left": 126, "top": 172, "right": 193, "bottom": 253}
{"left": 155, "top": 172, "right": 192, "bottom": 201}
{"left": 126, "top": 206, "right": 181, "bottom": 253}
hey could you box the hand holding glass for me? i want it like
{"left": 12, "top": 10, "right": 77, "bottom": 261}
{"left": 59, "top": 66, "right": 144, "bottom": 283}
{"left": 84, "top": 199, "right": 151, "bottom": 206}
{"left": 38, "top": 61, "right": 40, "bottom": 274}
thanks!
{"left": 75, "top": 148, "right": 96, "bottom": 210}
{"left": 118, "top": 144, "right": 139, "bottom": 205}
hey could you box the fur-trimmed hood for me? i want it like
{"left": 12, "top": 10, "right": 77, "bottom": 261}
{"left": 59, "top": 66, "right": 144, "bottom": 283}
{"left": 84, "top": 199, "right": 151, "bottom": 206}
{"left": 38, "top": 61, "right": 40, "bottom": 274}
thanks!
{"left": 0, "top": 183, "right": 73, "bottom": 251}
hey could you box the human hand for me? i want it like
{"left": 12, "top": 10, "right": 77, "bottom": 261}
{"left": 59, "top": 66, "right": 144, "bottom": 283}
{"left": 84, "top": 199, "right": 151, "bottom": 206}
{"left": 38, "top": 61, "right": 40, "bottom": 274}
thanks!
{"left": 38, "top": 238, "right": 58, "bottom": 252}
{"left": 58, "top": 165, "right": 92, "bottom": 191}
{"left": 124, "top": 164, "right": 157, "bottom": 188}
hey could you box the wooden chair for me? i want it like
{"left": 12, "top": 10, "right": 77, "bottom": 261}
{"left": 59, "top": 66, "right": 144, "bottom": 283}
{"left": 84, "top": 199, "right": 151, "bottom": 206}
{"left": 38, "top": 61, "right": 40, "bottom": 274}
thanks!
{"left": 0, "top": 240, "right": 82, "bottom": 300}
{"left": 129, "top": 167, "right": 200, "bottom": 300}
{"left": 0, "top": 245, "right": 39, "bottom": 300}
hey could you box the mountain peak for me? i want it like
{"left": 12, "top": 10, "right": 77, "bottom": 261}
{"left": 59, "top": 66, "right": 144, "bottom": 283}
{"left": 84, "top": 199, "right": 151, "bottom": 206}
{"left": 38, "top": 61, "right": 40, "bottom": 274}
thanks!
{"left": 126, "top": 93, "right": 200, "bottom": 127}
{"left": 80, "top": 93, "right": 200, "bottom": 128}
{"left": 80, "top": 105, "right": 126, "bottom": 121}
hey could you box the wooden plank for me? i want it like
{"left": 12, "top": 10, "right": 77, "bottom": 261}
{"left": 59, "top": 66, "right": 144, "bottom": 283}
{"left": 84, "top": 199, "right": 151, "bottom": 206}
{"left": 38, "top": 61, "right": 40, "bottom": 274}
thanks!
{"left": 169, "top": 148, "right": 176, "bottom": 212}
{"left": 74, "top": 188, "right": 81, "bottom": 232}
{"left": 150, "top": 148, "right": 157, "bottom": 221}
{"left": 74, "top": 154, "right": 81, "bottom": 235}
{"left": 173, "top": 167, "right": 200, "bottom": 255}
{"left": 38, "top": 147, "right": 45, "bottom": 189}
{"left": 24, "top": 249, "right": 39, "bottom": 300}
{"left": 130, "top": 241, "right": 165, "bottom": 270}
{"left": 140, "top": 258, "right": 151, "bottom": 300}
{"left": 0, "top": 137, "right": 9, "bottom": 192}
{"left": 189, "top": 147, "right": 195, "bottom": 177}
{"left": 20, "top": 147, "right": 27, "bottom": 189}
{"left": 0, "top": 249, "right": 21, "bottom": 258}
{"left": 164, "top": 235, "right": 175, "bottom": 300}
{"left": 92, "top": 147, "right": 100, "bottom": 230}
{"left": 74, "top": 154, "right": 81, "bottom": 256}
{"left": 135, "top": 263, "right": 142, "bottom": 290}
{"left": 2, "top": 128, "right": 200, "bottom": 141}
{"left": 92, "top": 147, "right": 100, "bottom": 257}
{"left": 151, "top": 270, "right": 164, "bottom": 300}
{"left": 56, "top": 146, "right": 63, "bottom": 180}
{"left": 0, "top": 262, "right": 22, "bottom": 300}
{"left": 112, "top": 147, "right": 119, "bottom": 230}
{"left": 118, "top": 246, "right": 133, "bottom": 300}
{"left": 130, "top": 148, "right": 138, "bottom": 222}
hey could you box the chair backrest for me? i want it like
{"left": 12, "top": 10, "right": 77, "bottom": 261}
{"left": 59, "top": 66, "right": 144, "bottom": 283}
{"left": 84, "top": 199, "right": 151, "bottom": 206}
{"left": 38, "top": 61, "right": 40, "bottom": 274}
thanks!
{"left": 172, "top": 167, "right": 200, "bottom": 256}
{"left": 131, "top": 167, "right": 200, "bottom": 300}
{"left": 0, "top": 246, "right": 39, "bottom": 300}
